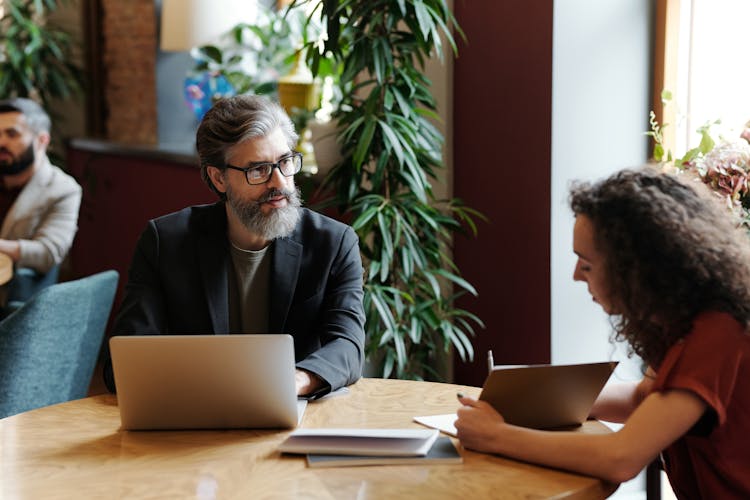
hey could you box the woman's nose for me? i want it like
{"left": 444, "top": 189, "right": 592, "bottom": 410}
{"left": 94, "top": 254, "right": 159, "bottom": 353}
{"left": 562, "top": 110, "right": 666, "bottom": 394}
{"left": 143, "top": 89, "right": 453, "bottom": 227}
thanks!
{"left": 573, "top": 261, "right": 584, "bottom": 282}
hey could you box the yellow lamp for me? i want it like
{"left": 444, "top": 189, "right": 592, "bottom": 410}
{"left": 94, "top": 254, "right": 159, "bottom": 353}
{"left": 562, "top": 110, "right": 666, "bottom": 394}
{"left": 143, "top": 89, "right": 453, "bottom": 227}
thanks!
{"left": 277, "top": 52, "right": 319, "bottom": 175}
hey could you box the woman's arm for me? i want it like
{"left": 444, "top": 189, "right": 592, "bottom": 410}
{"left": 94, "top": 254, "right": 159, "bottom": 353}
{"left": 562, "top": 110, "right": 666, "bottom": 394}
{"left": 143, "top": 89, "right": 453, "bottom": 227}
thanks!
{"left": 455, "top": 388, "right": 705, "bottom": 483}
{"left": 588, "top": 368, "right": 656, "bottom": 422}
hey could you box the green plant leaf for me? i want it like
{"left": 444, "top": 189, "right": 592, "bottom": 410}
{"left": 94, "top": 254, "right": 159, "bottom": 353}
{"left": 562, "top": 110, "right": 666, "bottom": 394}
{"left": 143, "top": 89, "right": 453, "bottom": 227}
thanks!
{"left": 653, "top": 143, "right": 664, "bottom": 162}
{"left": 451, "top": 324, "right": 475, "bottom": 361}
{"left": 433, "top": 268, "right": 478, "bottom": 295}
{"left": 353, "top": 118, "right": 377, "bottom": 168}
{"left": 382, "top": 351, "right": 395, "bottom": 379}
{"left": 198, "top": 45, "right": 223, "bottom": 63}
{"left": 697, "top": 127, "right": 715, "bottom": 155}
{"left": 413, "top": 0, "right": 433, "bottom": 42}
{"left": 312, "top": 0, "right": 484, "bottom": 381}
{"left": 423, "top": 272, "right": 441, "bottom": 300}
{"left": 378, "top": 120, "right": 405, "bottom": 166}
{"left": 352, "top": 205, "right": 379, "bottom": 230}
{"left": 444, "top": 321, "right": 465, "bottom": 360}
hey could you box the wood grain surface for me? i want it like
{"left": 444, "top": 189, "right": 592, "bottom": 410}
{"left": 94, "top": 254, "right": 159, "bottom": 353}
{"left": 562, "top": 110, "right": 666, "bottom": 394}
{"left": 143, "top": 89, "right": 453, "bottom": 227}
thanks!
{"left": 0, "top": 377, "right": 618, "bottom": 499}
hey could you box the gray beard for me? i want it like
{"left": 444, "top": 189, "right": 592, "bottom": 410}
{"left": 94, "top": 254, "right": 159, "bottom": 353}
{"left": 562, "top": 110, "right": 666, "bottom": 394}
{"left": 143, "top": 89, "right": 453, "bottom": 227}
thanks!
{"left": 225, "top": 184, "right": 302, "bottom": 241}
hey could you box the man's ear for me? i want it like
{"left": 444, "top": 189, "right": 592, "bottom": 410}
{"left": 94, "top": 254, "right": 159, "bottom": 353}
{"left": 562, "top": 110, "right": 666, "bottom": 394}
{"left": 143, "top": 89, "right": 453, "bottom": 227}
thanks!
{"left": 206, "top": 165, "right": 227, "bottom": 195}
{"left": 35, "top": 132, "right": 50, "bottom": 150}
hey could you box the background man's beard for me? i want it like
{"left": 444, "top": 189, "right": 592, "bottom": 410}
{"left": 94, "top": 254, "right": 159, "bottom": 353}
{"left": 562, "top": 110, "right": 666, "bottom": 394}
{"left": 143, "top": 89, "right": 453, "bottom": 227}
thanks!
{"left": 226, "top": 185, "right": 302, "bottom": 241}
{"left": 0, "top": 144, "right": 35, "bottom": 176}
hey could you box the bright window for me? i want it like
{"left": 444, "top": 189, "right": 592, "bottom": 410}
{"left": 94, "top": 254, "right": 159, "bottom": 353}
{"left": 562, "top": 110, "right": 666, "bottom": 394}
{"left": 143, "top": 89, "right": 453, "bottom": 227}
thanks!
{"left": 664, "top": 0, "right": 750, "bottom": 154}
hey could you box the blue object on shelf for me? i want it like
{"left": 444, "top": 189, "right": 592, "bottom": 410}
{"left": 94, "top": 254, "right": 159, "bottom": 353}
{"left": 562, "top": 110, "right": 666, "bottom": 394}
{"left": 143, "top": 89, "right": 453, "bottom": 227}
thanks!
{"left": 184, "top": 72, "right": 236, "bottom": 120}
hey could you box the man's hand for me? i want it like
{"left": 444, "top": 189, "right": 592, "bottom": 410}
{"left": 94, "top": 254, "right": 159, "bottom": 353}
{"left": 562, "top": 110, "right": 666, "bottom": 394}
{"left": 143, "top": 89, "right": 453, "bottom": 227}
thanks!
{"left": 0, "top": 239, "right": 21, "bottom": 262}
{"left": 295, "top": 368, "right": 324, "bottom": 396}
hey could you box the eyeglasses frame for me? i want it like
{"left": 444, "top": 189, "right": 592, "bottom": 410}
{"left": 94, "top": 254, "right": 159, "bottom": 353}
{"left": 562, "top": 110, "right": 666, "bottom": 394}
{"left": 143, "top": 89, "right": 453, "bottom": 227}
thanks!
{"left": 223, "top": 151, "right": 303, "bottom": 185}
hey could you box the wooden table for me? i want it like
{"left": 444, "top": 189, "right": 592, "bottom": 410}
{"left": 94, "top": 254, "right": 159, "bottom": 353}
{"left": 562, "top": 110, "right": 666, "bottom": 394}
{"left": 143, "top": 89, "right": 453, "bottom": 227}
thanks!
{"left": 0, "top": 378, "right": 618, "bottom": 499}
{"left": 0, "top": 252, "right": 12, "bottom": 285}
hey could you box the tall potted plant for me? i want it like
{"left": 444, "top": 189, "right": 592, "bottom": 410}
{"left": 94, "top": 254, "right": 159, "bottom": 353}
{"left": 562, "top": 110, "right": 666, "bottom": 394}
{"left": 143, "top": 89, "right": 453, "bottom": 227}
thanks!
{"left": 299, "top": 0, "right": 484, "bottom": 380}
{"left": 0, "top": 0, "right": 82, "bottom": 109}
{"left": 1, "top": 0, "right": 83, "bottom": 165}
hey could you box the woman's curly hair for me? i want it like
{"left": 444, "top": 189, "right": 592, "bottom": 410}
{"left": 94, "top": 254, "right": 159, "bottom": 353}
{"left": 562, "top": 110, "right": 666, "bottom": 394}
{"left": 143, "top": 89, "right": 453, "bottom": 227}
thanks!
{"left": 569, "top": 166, "right": 750, "bottom": 367}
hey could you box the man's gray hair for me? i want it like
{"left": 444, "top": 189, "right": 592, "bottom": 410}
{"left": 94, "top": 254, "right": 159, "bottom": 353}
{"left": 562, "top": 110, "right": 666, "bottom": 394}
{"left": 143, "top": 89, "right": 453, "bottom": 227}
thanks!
{"left": 195, "top": 94, "right": 298, "bottom": 198}
{"left": 0, "top": 97, "right": 51, "bottom": 135}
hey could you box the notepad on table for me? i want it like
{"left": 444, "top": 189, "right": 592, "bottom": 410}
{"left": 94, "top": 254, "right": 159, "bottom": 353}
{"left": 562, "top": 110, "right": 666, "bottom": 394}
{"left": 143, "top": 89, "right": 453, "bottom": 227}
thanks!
{"left": 305, "top": 436, "right": 462, "bottom": 468}
{"left": 278, "top": 428, "right": 440, "bottom": 456}
{"left": 413, "top": 413, "right": 458, "bottom": 436}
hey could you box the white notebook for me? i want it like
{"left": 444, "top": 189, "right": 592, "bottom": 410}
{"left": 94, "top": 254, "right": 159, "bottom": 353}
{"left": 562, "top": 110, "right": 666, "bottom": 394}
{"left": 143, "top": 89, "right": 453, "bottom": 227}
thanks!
{"left": 413, "top": 414, "right": 458, "bottom": 436}
{"left": 278, "top": 428, "right": 440, "bottom": 457}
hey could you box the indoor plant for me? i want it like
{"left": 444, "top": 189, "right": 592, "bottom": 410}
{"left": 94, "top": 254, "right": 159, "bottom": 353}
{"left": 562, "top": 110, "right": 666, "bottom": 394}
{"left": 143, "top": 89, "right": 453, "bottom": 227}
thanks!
{"left": 299, "top": 0, "right": 484, "bottom": 380}
{"left": 0, "top": 0, "right": 82, "bottom": 110}
{"left": 187, "top": 5, "right": 339, "bottom": 122}
{"left": 648, "top": 96, "right": 750, "bottom": 231}
{"left": 0, "top": 0, "right": 83, "bottom": 164}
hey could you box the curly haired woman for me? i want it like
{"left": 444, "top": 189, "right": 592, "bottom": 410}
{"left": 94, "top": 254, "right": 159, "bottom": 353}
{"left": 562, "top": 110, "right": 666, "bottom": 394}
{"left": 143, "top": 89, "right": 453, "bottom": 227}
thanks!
{"left": 455, "top": 166, "right": 750, "bottom": 499}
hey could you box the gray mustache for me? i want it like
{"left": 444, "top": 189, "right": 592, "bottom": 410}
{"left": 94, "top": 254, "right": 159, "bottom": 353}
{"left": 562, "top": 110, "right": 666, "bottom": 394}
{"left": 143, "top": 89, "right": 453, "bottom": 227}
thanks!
{"left": 259, "top": 188, "right": 294, "bottom": 203}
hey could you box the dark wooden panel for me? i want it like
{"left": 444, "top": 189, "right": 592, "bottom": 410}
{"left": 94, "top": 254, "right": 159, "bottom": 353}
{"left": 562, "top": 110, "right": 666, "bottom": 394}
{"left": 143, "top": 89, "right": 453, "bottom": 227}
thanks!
{"left": 67, "top": 140, "right": 216, "bottom": 326}
{"left": 452, "top": 0, "right": 554, "bottom": 385}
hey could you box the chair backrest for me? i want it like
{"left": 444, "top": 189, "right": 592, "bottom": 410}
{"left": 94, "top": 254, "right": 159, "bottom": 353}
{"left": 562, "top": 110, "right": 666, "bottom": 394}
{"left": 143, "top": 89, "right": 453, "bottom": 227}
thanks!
{"left": 6, "top": 265, "right": 60, "bottom": 305}
{"left": 0, "top": 270, "right": 119, "bottom": 419}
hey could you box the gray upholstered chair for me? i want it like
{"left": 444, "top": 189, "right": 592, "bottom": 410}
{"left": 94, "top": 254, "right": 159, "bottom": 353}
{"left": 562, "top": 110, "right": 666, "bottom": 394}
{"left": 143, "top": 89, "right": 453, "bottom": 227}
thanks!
{"left": 2, "top": 265, "right": 60, "bottom": 317}
{"left": 0, "top": 270, "right": 118, "bottom": 419}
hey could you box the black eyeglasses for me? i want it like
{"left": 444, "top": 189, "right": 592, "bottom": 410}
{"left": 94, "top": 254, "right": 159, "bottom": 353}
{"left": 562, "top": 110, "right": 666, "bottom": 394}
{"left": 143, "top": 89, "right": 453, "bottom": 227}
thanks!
{"left": 224, "top": 152, "right": 303, "bottom": 185}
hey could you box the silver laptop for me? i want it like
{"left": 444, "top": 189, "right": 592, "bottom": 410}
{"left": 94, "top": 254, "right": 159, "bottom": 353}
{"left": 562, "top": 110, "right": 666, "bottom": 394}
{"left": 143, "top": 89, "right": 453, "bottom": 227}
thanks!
{"left": 479, "top": 361, "right": 618, "bottom": 429}
{"left": 110, "top": 334, "right": 302, "bottom": 430}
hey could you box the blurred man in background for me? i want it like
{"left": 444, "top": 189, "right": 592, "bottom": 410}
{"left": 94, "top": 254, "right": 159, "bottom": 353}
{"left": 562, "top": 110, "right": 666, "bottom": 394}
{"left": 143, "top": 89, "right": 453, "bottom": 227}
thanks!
{"left": 0, "top": 98, "right": 82, "bottom": 307}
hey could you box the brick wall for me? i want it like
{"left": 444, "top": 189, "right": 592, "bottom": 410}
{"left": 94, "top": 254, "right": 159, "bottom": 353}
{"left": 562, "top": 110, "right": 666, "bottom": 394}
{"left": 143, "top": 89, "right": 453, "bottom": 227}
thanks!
{"left": 100, "top": 0, "right": 158, "bottom": 144}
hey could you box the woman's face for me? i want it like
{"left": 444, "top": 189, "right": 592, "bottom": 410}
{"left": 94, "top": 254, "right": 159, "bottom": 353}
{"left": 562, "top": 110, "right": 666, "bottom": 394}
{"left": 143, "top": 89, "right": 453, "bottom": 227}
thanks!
{"left": 573, "top": 215, "right": 615, "bottom": 314}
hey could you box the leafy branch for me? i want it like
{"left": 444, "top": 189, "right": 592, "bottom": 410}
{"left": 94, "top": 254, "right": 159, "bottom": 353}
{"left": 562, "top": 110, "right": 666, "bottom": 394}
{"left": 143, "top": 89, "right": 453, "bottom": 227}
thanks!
{"left": 300, "top": 0, "right": 485, "bottom": 380}
{"left": 0, "top": 0, "right": 83, "bottom": 109}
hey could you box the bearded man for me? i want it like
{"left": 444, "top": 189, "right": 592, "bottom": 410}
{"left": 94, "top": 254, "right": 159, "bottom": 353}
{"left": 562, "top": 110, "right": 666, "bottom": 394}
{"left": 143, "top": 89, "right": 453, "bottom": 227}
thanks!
{"left": 0, "top": 98, "right": 81, "bottom": 306}
{"left": 105, "top": 95, "right": 365, "bottom": 398}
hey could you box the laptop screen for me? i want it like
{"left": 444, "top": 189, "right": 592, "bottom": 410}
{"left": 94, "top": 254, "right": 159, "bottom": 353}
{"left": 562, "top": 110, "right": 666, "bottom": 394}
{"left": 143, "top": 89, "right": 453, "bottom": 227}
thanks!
{"left": 110, "top": 334, "right": 300, "bottom": 430}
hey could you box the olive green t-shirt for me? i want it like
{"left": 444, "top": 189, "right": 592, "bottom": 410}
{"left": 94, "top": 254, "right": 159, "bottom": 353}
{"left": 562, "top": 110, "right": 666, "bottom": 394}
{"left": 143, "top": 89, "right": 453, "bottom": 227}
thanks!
{"left": 228, "top": 242, "right": 272, "bottom": 333}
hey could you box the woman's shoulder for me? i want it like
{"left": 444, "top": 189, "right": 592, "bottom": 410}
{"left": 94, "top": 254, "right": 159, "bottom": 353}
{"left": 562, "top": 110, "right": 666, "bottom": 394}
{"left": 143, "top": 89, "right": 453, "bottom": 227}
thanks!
{"left": 690, "top": 311, "right": 748, "bottom": 341}
{"left": 656, "top": 311, "right": 748, "bottom": 379}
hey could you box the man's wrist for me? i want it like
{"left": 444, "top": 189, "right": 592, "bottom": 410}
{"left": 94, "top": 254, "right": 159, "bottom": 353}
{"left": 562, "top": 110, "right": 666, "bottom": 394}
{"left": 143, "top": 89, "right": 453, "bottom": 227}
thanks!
{"left": 295, "top": 368, "right": 326, "bottom": 397}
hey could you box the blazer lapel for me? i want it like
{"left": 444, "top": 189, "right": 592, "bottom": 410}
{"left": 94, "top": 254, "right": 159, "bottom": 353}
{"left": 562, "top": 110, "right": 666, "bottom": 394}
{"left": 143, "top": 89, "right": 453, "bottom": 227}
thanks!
{"left": 269, "top": 237, "right": 302, "bottom": 332}
{"left": 197, "top": 204, "right": 230, "bottom": 333}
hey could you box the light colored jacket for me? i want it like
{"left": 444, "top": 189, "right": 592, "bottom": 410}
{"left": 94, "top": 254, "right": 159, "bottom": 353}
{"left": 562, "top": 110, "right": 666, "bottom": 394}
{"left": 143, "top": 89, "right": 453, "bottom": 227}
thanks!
{"left": 1, "top": 157, "right": 82, "bottom": 273}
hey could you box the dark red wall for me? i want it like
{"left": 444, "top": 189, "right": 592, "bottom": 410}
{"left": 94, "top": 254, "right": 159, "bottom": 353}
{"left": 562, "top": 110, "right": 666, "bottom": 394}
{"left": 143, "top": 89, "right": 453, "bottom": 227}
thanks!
{"left": 452, "top": 1, "right": 553, "bottom": 386}
{"left": 67, "top": 144, "right": 216, "bottom": 321}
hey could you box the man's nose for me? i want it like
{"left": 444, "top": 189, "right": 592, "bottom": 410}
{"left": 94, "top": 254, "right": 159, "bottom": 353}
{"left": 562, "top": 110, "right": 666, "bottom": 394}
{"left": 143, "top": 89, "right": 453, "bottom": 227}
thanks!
{"left": 266, "top": 166, "right": 286, "bottom": 189}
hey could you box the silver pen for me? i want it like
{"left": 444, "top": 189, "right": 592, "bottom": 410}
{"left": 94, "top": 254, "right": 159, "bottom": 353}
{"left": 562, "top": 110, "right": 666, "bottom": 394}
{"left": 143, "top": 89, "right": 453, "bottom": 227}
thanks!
{"left": 487, "top": 350, "right": 494, "bottom": 374}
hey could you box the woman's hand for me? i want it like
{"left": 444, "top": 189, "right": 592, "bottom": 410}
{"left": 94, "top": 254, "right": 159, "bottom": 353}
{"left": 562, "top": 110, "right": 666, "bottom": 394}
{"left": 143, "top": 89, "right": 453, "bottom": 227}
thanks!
{"left": 454, "top": 393, "right": 506, "bottom": 453}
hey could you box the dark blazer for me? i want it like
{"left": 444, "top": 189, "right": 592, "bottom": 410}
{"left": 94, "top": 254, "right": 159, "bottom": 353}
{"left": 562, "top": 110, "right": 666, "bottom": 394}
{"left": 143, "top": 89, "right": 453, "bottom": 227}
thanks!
{"left": 104, "top": 203, "right": 365, "bottom": 394}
